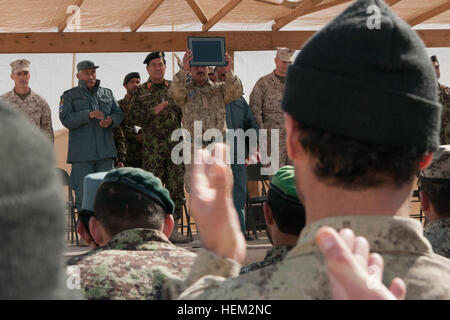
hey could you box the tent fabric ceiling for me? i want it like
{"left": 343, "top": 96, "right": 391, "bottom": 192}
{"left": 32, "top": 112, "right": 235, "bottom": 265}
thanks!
{"left": 0, "top": 0, "right": 448, "bottom": 33}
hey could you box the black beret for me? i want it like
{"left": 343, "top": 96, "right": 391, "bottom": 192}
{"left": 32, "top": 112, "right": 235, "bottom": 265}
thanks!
{"left": 143, "top": 51, "right": 166, "bottom": 65}
{"left": 123, "top": 72, "right": 141, "bottom": 85}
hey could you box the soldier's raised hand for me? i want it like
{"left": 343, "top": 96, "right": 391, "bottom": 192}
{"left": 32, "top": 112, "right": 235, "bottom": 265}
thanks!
{"left": 183, "top": 49, "right": 193, "bottom": 72}
{"left": 190, "top": 143, "right": 246, "bottom": 264}
{"left": 224, "top": 53, "right": 233, "bottom": 73}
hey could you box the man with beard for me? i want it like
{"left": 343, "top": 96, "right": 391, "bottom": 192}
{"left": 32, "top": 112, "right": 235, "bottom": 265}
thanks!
{"left": 431, "top": 56, "right": 450, "bottom": 145}
{"left": 168, "top": 49, "right": 243, "bottom": 194}
{"left": 240, "top": 166, "right": 305, "bottom": 274}
{"left": 114, "top": 72, "right": 143, "bottom": 168}
{"left": 128, "top": 51, "right": 188, "bottom": 243}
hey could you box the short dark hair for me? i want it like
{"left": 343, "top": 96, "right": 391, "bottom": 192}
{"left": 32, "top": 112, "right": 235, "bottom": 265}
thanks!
{"left": 267, "top": 190, "right": 306, "bottom": 236}
{"left": 78, "top": 209, "right": 94, "bottom": 234}
{"left": 296, "top": 121, "right": 425, "bottom": 190}
{"left": 419, "top": 178, "right": 450, "bottom": 217}
{"left": 93, "top": 182, "right": 166, "bottom": 236}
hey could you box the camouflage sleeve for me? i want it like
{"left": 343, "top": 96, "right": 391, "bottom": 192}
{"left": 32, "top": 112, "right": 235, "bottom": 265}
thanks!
{"left": 249, "top": 78, "right": 265, "bottom": 129}
{"left": 114, "top": 126, "right": 126, "bottom": 163}
{"left": 168, "top": 69, "right": 189, "bottom": 107}
{"left": 222, "top": 71, "right": 243, "bottom": 105}
{"left": 40, "top": 98, "right": 54, "bottom": 143}
{"left": 162, "top": 249, "right": 241, "bottom": 299}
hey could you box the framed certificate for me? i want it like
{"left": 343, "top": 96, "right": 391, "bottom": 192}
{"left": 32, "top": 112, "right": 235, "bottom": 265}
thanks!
{"left": 188, "top": 36, "right": 226, "bottom": 66}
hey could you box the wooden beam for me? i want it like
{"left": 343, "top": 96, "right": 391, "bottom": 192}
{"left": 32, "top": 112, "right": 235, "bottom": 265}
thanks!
{"left": 186, "top": 0, "right": 208, "bottom": 24}
{"left": 58, "top": 0, "right": 84, "bottom": 32}
{"left": 407, "top": 1, "right": 450, "bottom": 27}
{"left": 130, "top": 0, "right": 166, "bottom": 32}
{"left": 385, "top": 0, "right": 402, "bottom": 5}
{"left": 0, "top": 30, "right": 448, "bottom": 54}
{"left": 202, "top": 0, "right": 243, "bottom": 32}
{"left": 273, "top": 0, "right": 351, "bottom": 31}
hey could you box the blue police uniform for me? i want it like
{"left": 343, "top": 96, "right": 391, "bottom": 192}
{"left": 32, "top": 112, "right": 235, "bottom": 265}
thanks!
{"left": 59, "top": 79, "right": 123, "bottom": 209}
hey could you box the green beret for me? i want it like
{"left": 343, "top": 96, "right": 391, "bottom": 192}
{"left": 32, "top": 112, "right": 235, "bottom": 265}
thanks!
{"left": 123, "top": 72, "right": 141, "bottom": 85}
{"left": 143, "top": 51, "right": 165, "bottom": 65}
{"left": 269, "top": 166, "right": 301, "bottom": 205}
{"left": 103, "top": 168, "right": 175, "bottom": 214}
{"left": 77, "top": 60, "right": 99, "bottom": 72}
{"left": 81, "top": 172, "right": 108, "bottom": 212}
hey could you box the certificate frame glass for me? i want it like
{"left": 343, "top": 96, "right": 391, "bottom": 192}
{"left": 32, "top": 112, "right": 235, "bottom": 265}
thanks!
{"left": 187, "top": 36, "right": 226, "bottom": 66}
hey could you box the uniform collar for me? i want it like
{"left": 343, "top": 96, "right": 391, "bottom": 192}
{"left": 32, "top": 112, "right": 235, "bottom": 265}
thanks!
{"left": 78, "top": 79, "right": 101, "bottom": 90}
{"left": 12, "top": 87, "right": 34, "bottom": 100}
{"left": 106, "top": 228, "right": 171, "bottom": 251}
{"left": 287, "top": 215, "right": 433, "bottom": 259}
{"left": 146, "top": 78, "right": 169, "bottom": 89}
{"left": 424, "top": 217, "right": 450, "bottom": 232}
{"left": 264, "top": 245, "right": 293, "bottom": 262}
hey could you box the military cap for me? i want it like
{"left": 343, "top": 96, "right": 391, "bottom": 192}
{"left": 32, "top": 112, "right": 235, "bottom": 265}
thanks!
{"left": 269, "top": 166, "right": 301, "bottom": 205}
{"left": 77, "top": 60, "right": 99, "bottom": 72}
{"left": 143, "top": 51, "right": 165, "bottom": 65}
{"left": 276, "top": 48, "right": 295, "bottom": 63}
{"left": 103, "top": 167, "right": 175, "bottom": 214}
{"left": 123, "top": 72, "right": 141, "bottom": 85}
{"left": 81, "top": 172, "right": 108, "bottom": 212}
{"left": 419, "top": 145, "right": 450, "bottom": 180}
{"left": 10, "top": 59, "right": 30, "bottom": 74}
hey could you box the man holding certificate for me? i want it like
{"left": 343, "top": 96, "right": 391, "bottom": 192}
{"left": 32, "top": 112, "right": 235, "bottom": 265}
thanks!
{"left": 169, "top": 48, "right": 243, "bottom": 193}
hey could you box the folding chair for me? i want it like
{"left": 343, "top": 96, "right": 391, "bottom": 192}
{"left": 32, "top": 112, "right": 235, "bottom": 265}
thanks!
{"left": 245, "top": 163, "right": 270, "bottom": 239}
{"left": 410, "top": 189, "right": 424, "bottom": 223}
{"left": 179, "top": 198, "right": 194, "bottom": 241}
{"left": 57, "top": 168, "right": 79, "bottom": 245}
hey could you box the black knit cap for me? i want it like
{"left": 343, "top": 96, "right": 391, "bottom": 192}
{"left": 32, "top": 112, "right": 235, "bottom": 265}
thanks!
{"left": 143, "top": 51, "right": 165, "bottom": 65}
{"left": 123, "top": 72, "right": 140, "bottom": 85}
{"left": 282, "top": 0, "right": 441, "bottom": 152}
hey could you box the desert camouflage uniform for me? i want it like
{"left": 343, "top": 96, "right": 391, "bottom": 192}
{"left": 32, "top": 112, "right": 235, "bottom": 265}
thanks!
{"left": 424, "top": 218, "right": 450, "bottom": 259}
{"left": 1, "top": 89, "right": 54, "bottom": 142}
{"left": 163, "top": 216, "right": 450, "bottom": 299}
{"left": 168, "top": 69, "right": 243, "bottom": 192}
{"left": 439, "top": 84, "right": 450, "bottom": 145}
{"left": 114, "top": 95, "right": 143, "bottom": 168}
{"left": 240, "top": 245, "right": 293, "bottom": 274}
{"left": 128, "top": 79, "right": 184, "bottom": 220}
{"left": 67, "top": 228, "right": 196, "bottom": 300}
{"left": 250, "top": 71, "right": 289, "bottom": 169}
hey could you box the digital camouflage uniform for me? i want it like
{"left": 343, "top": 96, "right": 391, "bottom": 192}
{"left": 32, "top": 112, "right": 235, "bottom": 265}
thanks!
{"left": 424, "top": 218, "right": 450, "bottom": 259}
{"left": 250, "top": 71, "right": 289, "bottom": 169}
{"left": 1, "top": 89, "right": 54, "bottom": 142}
{"left": 128, "top": 80, "right": 184, "bottom": 220}
{"left": 439, "top": 84, "right": 450, "bottom": 145}
{"left": 163, "top": 216, "right": 450, "bottom": 299}
{"left": 240, "top": 245, "right": 293, "bottom": 274}
{"left": 67, "top": 228, "right": 196, "bottom": 300}
{"left": 168, "top": 69, "right": 243, "bottom": 192}
{"left": 114, "top": 95, "right": 143, "bottom": 168}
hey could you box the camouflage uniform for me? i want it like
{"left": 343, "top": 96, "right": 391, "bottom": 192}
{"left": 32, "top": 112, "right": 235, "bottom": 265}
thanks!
{"left": 114, "top": 95, "right": 143, "bottom": 168}
{"left": 168, "top": 69, "right": 243, "bottom": 192}
{"left": 250, "top": 71, "right": 289, "bottom": 169}
{"left": 1, "top": 89, "right": 54, "bottom": 142}
{"left": 424, "top": 218, "right": 450, "bottom": 259}
{"left": 439, "top": 83, "right": 450, "bottom": 145}
{"left": 163, "top": 216, "right": 450, "bottom": 299}
{"left": 67, "top": 228, "right": 196, "bottom": 300}
{"left": 128, "top": 80, "right": 184, "bottom": 220}
{"left": 240, "top": 245, "right": 293, "bottom": 274}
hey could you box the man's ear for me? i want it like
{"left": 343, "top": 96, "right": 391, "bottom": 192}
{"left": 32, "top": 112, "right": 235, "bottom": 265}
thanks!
{"left": 419, "top": 190, "right": 431, "bottom": 215}
{"left": 263, "top": 202, "right": 274, "bottom": 226}
{"left": 285, "top": 113, "right": 302, "bottom": 162}
{"left": 89, "top": 217, "right": 107, "bottom": 247}
{"left": 75, "top": 72, "right": 80, "bottom": 80}
{"left": 77, "top": 221, "right": 94, "bottom": 246}
{"left": 419, "top": 153, "right": 433, "bottom": 170}
{"left": 162, "top": 214, "right": 174, "bottom": 238}
{"left": 10, "top": 74, "right": 14, "bottom": 81}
